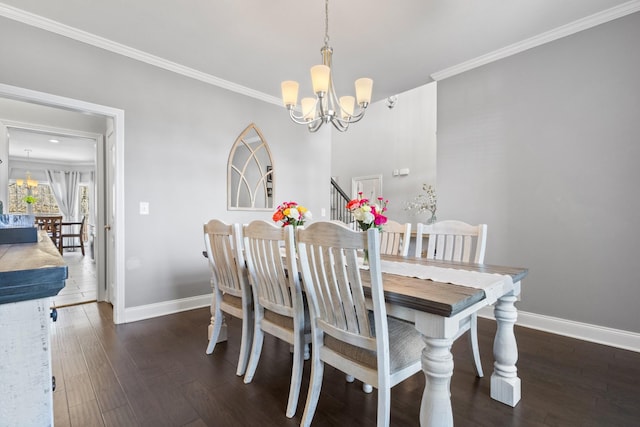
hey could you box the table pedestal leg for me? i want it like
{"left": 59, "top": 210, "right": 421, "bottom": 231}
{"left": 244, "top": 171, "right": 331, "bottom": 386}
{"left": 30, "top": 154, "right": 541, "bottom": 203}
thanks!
{"left": 491, "top": 294, "right": 520, "bottom": 406}
{"left": 420, "top": 336, "right": 454, "bottom": 427}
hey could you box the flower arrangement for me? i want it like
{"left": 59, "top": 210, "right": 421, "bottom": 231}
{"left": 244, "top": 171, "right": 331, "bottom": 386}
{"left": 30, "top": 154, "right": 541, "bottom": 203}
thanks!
{"left": 347, "top": 192, "right": 388, "bottom": 231}
{"left": 272, "top": 201, "right": 312, "bottom": 227}
{"left": 405, "top": 184, "right": 437, "bottom": 223}
{"left": 23, "top": 195, "right": 37, "bottom": 204}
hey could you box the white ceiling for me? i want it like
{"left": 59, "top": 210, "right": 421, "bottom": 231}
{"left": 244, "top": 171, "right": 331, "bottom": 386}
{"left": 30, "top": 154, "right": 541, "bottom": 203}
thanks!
{"left": 1, "top": 0, "right": 637, "bottom": 164}
{"left": 0, "top": 97, "right": 104, "bottom": 164}
{"left": 1, "top": 0, "right": 635, "bottom": 103}
{"left": 7, "top": 127, "right": 96, "bottom": 164}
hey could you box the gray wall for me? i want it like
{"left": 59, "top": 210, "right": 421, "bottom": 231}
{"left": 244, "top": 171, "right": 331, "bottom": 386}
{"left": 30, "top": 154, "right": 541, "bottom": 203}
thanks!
{"left": 437, "top": 12, "right": 640, "bottom": 333}
{"left": 0, "top": 17, "right": 331, "bottom": 308}
{"left": 332, "top": 82, "right": 437, "bottom": 225}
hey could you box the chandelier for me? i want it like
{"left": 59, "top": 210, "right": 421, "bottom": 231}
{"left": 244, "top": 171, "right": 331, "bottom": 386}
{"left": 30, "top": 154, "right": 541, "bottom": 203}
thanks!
{"left": 281, "top": 0, "right": 373, "bottom": 132}
{"left": 16, "top": 149, "right": 38, "bottom": 188}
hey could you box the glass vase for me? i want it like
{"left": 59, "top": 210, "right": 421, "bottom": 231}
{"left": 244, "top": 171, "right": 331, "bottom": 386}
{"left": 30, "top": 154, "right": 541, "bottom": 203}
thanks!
{"left": 427, "top": 211, "right": 437, "bottom": 225}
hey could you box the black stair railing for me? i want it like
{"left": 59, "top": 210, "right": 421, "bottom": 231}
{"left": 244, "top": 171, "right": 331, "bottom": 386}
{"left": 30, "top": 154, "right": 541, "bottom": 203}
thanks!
{"left": 330, "top": 178, "right": 354, "bottom": 226}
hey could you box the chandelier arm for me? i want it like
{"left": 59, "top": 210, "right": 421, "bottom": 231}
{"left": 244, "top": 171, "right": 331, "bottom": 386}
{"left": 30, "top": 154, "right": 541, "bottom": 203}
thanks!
{"left": 330, "top": 118, "right": 350, "bottom": 132}
{"left": 288, "top": 109, "right": 324, "bottom": 126}
{"left": 307, "top": 120, "right": 324, "bottom": 132}
{"left": 327, "top": 76, "right": 342, "bottom": 119}
{"left": 342, "top": 108, "right": 367, "bottom": 124}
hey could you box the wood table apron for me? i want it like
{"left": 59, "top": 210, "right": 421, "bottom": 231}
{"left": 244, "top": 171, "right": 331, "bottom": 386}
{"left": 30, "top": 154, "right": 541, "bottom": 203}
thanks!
{"left": 362, "top": 254, "right": 528, "bottom": 427}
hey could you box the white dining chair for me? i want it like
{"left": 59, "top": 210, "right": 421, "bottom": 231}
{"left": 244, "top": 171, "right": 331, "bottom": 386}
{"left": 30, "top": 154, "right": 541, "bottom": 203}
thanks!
{"left": 242, "top": 220, "right": 311, "bottom": 418}
{"left": 415, "top": 219, "right": 488, "bottom": 377}
{"left": 356, "top": 219, "right": 410, "bottom": 393}
{"left": 203, "top": 220, "right": 254, "bottom": 377}
{"left": 297, "top": 221, "right": 423, "bottom": 427}
{"left": 380, "top": 220, "right": 411, "bottom": 256}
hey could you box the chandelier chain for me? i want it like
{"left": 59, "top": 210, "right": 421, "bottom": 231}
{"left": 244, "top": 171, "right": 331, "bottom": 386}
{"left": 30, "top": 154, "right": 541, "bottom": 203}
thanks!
{"left": 324, "top": 0, "right": 329, "bottom": 45}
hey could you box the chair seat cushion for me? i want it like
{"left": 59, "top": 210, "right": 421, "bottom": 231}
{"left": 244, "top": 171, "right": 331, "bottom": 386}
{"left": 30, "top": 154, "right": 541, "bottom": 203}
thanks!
{"left": 323, "top": 315, "right": 422, "bottom": 372}
{"left": 264, "top": 305, "right": 311, "bottom": 334}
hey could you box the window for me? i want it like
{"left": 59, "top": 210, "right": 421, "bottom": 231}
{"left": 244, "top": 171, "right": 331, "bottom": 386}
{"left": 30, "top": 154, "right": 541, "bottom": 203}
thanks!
{"left": 79, "top": 184, "right": 89, "bottom": 218}
{"left": 8, "top": 182, "right": 60, "bottom": 214}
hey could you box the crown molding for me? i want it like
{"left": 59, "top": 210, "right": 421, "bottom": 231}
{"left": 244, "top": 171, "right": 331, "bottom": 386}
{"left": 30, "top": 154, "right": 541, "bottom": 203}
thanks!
{"left": 431, "top": 0, "right": 640, "bottom": 81}
{"left": 3, "top": 2, "right": 639, "bottom": 95}
{"left": 0, "top": 3, "right": 282, "bottom": 106}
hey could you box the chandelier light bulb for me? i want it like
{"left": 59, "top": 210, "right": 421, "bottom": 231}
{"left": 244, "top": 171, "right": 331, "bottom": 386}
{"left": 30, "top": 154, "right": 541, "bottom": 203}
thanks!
{"left": 301, "top": 98, "right": 317, "bottom": 121}
{"left": 310, "top": 65, "right": 331, "bottom": 95}
{"left": 355, "top": 78, "right": 373, "bottom": 106}
{"left": 281, "top": 81, "right": 299, "bottom": 108}
{"left": 339, "top": 96, "right": 355, "bottom": 119}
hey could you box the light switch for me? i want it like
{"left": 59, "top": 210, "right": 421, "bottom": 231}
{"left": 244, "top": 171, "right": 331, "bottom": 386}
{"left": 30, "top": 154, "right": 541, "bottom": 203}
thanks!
{"left": 321, "top": 208, "right": 326, "bottom": 217}
{"left": 139, "top": 202, "right": 150, "bottom": 215}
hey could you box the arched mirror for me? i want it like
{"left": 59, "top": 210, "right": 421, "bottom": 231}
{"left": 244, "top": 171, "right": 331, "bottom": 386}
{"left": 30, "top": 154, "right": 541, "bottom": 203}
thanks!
{"left": 227, "top": 123, "right": 274, "bottom": 210}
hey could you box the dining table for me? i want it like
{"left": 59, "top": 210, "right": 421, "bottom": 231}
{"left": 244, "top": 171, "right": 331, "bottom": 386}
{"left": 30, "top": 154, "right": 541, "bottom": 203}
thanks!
{"left": 361, "top": 254, "right": 529, "bottom": 427}
{"left": 203, "top": 245, "right": 528, "bottom": 426}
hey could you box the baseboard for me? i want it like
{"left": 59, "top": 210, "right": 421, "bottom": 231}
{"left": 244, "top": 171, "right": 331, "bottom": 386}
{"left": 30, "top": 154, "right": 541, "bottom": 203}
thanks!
{"left": 123, "top": 294, "right": 211, "bottom": 324}
{"left": 123, "top": 295, "right": 640, "bottom": 353}
{"left": 478, "top": 307, "right": 640, "bottom": 353}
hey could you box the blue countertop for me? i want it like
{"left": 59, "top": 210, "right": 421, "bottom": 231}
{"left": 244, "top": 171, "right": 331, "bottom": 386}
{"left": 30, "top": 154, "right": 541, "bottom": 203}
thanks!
{"left": 0, "top": 231, "right": 67, "bottom": 304}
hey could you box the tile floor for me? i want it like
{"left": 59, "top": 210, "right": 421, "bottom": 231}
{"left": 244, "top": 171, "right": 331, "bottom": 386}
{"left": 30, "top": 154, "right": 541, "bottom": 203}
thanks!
{"left": 51, "top": 250, "right": 98, "bottom": 308}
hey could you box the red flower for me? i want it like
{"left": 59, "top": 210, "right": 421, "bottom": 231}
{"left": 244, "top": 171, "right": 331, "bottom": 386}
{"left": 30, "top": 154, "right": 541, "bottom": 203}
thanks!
{"left": 346, "top": 199, "right": 360, "bottom": 210}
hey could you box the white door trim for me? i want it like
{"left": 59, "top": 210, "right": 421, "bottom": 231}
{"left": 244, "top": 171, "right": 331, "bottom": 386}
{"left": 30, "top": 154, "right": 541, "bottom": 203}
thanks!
{"left": 0, "top": 83, "right": 126, "bottom": 324}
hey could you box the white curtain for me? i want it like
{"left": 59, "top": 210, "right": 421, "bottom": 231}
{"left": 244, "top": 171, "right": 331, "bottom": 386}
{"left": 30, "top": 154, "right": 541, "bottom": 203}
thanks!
{"left": 46, "top": 170, "right": 80, "bottom": 220}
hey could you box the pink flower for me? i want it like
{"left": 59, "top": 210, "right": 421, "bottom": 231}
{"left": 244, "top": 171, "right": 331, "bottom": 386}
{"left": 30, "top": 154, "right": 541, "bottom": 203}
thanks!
{"left": 346, "top": 193, "right": 389, "bottom": 231}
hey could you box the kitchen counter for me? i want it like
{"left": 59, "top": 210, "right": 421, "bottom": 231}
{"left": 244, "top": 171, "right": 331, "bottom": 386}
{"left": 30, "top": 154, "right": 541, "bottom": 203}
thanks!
{"left": 0, "top": 231, "right": 67, "bottom": 426}
{"left": 0, "top": 230, "right": 67, "bottom": 303}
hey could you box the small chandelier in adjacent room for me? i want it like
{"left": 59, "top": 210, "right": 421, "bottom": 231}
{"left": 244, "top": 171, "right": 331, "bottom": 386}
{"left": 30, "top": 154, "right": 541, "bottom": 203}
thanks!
{"left": 281, "top": 0, "right": 373, "bottom": 132}
{"left": 16, "top": 149, "right": 38, "bottom": 188}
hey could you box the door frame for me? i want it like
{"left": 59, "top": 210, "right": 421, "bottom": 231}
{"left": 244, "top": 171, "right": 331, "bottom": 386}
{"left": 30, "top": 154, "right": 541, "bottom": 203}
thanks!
{"left": 0, "top": 83, "right": 126, "bottom": 324}
{"left": 2, "top": 120, "right": 105, "bottom": 300}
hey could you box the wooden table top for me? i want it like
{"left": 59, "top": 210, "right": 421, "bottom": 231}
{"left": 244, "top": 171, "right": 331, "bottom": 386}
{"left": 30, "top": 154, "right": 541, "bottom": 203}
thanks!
{"left": 361, "top": 254, "right": 528, "bottom": 317}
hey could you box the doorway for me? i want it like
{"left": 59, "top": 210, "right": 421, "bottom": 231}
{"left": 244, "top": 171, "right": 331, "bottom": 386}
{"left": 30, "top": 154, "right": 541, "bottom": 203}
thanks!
{"left": 0, "top": 83, "right": 125, "bottom": 324}
{"left": 4, "top": 122, "right": 101, "bottom": 306}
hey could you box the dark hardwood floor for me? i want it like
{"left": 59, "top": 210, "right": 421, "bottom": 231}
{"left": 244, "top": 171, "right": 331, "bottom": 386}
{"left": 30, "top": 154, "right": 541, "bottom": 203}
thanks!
{"left": 51, "top": 303, "right": 640, "bottom": 426}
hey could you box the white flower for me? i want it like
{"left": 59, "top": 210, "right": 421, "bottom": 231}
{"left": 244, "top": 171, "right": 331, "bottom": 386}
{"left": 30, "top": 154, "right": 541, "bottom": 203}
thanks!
{"left": 287, "top": 208, "right": 299, "bottom": 220}
{"left": 354, "top": 206, "right": 375, "bottom": 224}
{"left": 303, "top": 210, "right": 312, "bottom": 220}
{"left": 405, "top": 184, "right": 437, "bottom": 215}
